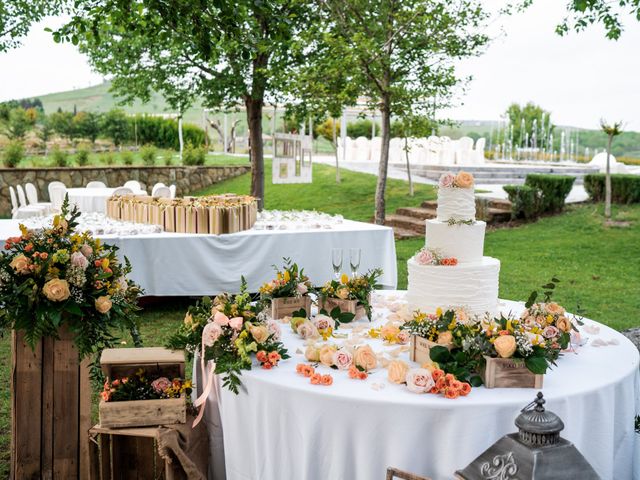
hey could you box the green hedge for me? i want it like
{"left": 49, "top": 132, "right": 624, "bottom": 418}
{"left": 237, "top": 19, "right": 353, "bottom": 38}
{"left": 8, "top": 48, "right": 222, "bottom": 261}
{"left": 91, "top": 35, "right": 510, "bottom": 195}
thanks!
{"left": 503, "top": 185, "right": 541, "bottom": 220}
{"left": 584, "top": 174, "right": 640, "bottom": 203}
{"left": 524, "top": 174, "right": 575, "bottom": 213}
{"left": 132, "top": 115, "right": 206, "bottom": 150}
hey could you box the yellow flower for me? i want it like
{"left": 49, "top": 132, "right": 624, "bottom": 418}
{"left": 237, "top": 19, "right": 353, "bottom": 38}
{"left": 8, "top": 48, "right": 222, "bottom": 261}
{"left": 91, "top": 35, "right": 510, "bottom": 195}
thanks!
{"left": 340, "top": 273, "right": 349, "bottom": 284}
{"left": 368, "top": 328, "right": 380, "bottom": 338}
{"left": 284, "top": 270, "right": 291, "bottom": 283}
{"left": 436, "top": 307, "right": 443, "bottom": 317}
{"left": 506, "top": 319, "right": 513, "bottom": 332}
{"left": 19, "top": 224, "right": 28, "bottom": 237}
{"left": 101, "top": 258, "right": 110, "bottom": 269}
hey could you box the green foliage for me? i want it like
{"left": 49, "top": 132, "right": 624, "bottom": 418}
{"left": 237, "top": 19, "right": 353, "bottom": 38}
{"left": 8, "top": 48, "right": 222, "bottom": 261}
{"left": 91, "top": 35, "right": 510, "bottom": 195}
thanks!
{"left": 75, "top": 146, "right": 91, "bottom": 166}
{"left": 505, "top": 102, "right": 553, "bottom": 147}
{"left": 73, "top": 111, "right": 102, "bottom": 143}
{"left": 429, "top": 346, "right": 483, "bottom": 386}
{"left": 120, "top": 150, "right": 134, "bottom": 166}
{"left": 584, "top": 174, "right": 640, "bottom": 204}
{"left": 347, "top": 119, "right": 379, "bottom": 139}
{"left": 391, "top": 116, "right": 438, "bottom": 138}
{"left": 0, "top": 1, "right": 59, "bottom": 52}
{"left": 557, "top": 0, "right": 640, "bottom": 40}
{"left": 49, "top": 110, "right": 76, "bottom": 141}
{"left": 1, "top": 107, "right": 36, "bottom": 140}
{"left": 503, "top": 184, "right": 541, "bottom": 220}
{"left": 139, "top": 144, "right": 157, "bottom": 166}
{"left": 315, "top": 118, "right": 339, "bottom": 145}
{"left": 133, "top": 115, "right": 205, "bottom": 150}
{"left": 101, "top": 109, "right": 130, "bottom": 146}
{"left": 50, "top": 146, "right": 69, "bottom": 167}
{"left": 524, "top": 174, "right": 575, "bottom": 214}
{"left": 182, "top": 143, "right": 206, "bottom": 166}
{"left": 2, "top": 140, "right": 25, "bottom": 168}
{"left": 102, "top": 153, "right": 115, "bottom": 165}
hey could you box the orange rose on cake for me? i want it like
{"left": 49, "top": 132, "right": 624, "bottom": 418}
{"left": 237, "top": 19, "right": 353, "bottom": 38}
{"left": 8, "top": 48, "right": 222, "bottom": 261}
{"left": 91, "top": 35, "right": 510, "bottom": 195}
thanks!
{"left": 454, "top": 171, "right": 474, "bottom": 188}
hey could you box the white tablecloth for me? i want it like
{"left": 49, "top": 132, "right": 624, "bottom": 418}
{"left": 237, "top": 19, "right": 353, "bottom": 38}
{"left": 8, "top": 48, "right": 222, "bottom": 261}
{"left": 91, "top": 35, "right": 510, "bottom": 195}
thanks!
{"left": 66, "top": 187, "right": 146, "bottom": 213}
{"left": 0, "top": 219, "right": 397, "bottom": 295}
{"left": 196, "top": 291, "right": 639, "bottom": 480}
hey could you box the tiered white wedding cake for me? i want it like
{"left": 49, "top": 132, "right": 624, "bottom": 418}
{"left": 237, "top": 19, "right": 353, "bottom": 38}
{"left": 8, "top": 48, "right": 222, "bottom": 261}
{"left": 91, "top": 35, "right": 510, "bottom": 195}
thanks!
{"left": 406, "top": 171, "right": 500, "bottom": 317}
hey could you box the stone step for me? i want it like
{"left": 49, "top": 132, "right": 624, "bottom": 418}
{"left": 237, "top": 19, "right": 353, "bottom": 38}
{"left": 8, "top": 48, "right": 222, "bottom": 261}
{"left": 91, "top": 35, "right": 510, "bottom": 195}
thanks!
{"left": 392, "top": 226, "right": 421, "bottom": 240}
{"left": 395, "top": 207, "right": 437, "bottom": 220}
{"left": 384, "top": 214, "right": 426, "bottom": 234}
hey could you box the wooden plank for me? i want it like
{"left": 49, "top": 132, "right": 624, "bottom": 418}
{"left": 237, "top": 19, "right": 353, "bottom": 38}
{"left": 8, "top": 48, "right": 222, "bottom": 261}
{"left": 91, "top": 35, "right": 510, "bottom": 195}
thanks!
{"left": 11, "top": 330, "right": 43, "bottom": 480}
{"left": 52, "top": 326, "right": 79, "bottom": 478}
{"left": 91, "top": 426, "right": 160, "bottom": 438}
{"left": 79, "top": 358, "right": 92, "bottom": 480}
{"left": 481, "top": 356, "right": 544, "bottom": 388}
{"left": 99, "top": 396, "right": 186, "bottom": 429}
{"left": 99, "top": 434, "right": 111, "bottom": 480}
{"left": 100, "top": 347, "right": 184, "bottom": 367}
{"left": 134, "top": 437, "right": 156, "bottom": 480}
{"left": 88, "top": 434, "right": 101, "bottom": 480}
{"left": 41, "top": 336, "right": 55, "bottom": 480}
{"left": 112, "top": 435, "right": 144, "bottom": 480}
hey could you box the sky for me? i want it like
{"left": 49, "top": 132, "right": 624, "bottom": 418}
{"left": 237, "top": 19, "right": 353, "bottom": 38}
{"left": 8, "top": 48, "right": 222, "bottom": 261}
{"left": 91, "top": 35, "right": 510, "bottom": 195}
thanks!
{"left": 0, "top": 2, "right": 639, "bottom": 130}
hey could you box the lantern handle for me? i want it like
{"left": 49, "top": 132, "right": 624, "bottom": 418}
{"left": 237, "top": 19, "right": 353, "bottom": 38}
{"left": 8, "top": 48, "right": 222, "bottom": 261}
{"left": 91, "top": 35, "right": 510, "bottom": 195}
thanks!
{"left": 520, "top": 391, "right": 545, "bottom": 413}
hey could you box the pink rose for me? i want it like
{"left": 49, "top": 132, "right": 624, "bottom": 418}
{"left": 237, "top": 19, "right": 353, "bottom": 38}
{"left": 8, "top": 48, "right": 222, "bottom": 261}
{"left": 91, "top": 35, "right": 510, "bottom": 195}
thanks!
{"left": 267, "top": 320, "right": 281, "bottom": 341}
{"left": 70, "top": 251, "right": 89, "bottom": 270}
{"left": 416, "top": 248, "right": 435, "bottom": 266}
{"left": 313, "top": 314, "right": 335, "bottom": 331}
{"left": 396, "top": 330, "right": 410, "bottom": 344}
{"left": 203, "top": 322, "right": 223, "bottom": 347}
{"left": 214, "top": 311, "right": 230, "bottom": 326}
{"left": 297, "top": 321, "right": 319, "bottom": 340}
{"left": 439, "top": 173, "right": 456, "bottom": 188}
{"left": 542, "top": 325, "right": 559, "bottom": 339}
{"left": 297, "top": 283, "right": 308, "bottom": 295}
{"left": 151, "top": 377, "right": 172, "bottom": 393}
{"left": 332, "top": 349, "right": 353, "bottom": 370}
{"left": 405, "top": 368, "right": 435, "bottom": 394}
{"left": 229, "top": 317, "right": 243, "bottom": 330}
{"left": 80, "top": 244, "right": 93, "bottom": 258}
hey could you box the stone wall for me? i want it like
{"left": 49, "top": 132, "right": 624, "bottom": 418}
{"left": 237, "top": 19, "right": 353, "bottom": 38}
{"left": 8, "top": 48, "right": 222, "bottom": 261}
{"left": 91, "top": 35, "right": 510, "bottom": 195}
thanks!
{"left": 0, "top": 165, "right": 251, "bottom": 217}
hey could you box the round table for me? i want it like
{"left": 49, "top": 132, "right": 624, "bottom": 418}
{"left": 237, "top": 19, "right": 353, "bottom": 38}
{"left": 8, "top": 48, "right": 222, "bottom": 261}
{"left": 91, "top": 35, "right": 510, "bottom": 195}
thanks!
{"left": 197, "top": 291, "right": 639, "bottom": 480}
{"left": 67, "top": 187, "right": 146, "bottom": 213}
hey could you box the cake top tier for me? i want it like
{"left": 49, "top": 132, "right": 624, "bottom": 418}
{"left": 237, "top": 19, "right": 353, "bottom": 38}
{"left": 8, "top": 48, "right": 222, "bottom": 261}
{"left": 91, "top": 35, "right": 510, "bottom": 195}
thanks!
{"left": 436, "top": 171, "right": 476, "bottom": 221}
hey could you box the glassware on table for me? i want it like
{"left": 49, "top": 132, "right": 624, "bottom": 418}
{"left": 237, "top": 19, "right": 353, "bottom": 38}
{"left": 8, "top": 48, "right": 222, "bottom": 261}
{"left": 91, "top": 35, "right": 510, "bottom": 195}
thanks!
{"left": 331, "top": 248, "right": 343, "bottom": 280}
{"left": 349, "top": 248, "right": 361, "bottom": 277}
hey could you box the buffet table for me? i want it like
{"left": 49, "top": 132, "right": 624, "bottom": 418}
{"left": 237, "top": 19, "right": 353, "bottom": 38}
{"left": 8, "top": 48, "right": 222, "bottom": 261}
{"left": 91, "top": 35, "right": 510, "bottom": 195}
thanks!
{"left": 67, "top": 187, "right": 147, "bottom": 213}
{"left": 0, "top": 219, "right": 397, "bottom": 295}
{"left": 195, "top": 291, "right": 640, "bottom": 480}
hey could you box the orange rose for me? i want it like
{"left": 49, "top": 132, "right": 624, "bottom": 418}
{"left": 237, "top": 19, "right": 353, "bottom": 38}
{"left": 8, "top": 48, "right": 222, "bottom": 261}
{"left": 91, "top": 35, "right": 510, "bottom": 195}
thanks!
{"left": 320, "top": 374, "right": 333, "bottom": 386}
{"left": 353, "top": 345, "right": 377, "bottom": 371}
{"left": 454, "top": 171, "right": 474, "bottom": 188}
{"left": 10, "top": 254, "right": 31, "bottom": 274}
{"left": 387, "top": 360, "right": 409, "bottom": 384}
{"left": 310, "top": 373, "right": 322, "bottom": 385}
{"left": 494, "top": 335, "right": 517, "bottom": 358}
{"left": 444, "top": 387, "right": 460, "bottom": 399}
{"left": 95, "top": 295, "right": 113, "bottom": 314}
{"left": 43, "top": 279, "right": 70, "bottom": 302}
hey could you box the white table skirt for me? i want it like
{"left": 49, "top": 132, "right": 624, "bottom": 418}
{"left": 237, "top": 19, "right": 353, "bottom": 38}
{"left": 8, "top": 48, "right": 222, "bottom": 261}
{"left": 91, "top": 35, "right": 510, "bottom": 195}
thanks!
{"left": 195, "top": 291, "right": 640, "bottom": 480}
{"left": 66, "top": 187, "right": 146, "bottom": 213}
{"left": 0, "top": 219, "right": 397, "bottom": 295}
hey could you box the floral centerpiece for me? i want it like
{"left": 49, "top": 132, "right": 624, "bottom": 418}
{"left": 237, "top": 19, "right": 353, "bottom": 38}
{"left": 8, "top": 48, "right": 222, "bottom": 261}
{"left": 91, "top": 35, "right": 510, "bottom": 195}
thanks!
{"left": 0, "top": 199, "right": 142, "bottom": 362}
{"left": 101, "top": 368, "right": 192, "bottom": 402}
{"left": 317, "top": 269, "right": 382, "bottom": 320}
{"left": 259, "top": 258, "right": 312, "bottom": 319}
{"left": 167, "top": 281, "right": 289, "bottom": 393}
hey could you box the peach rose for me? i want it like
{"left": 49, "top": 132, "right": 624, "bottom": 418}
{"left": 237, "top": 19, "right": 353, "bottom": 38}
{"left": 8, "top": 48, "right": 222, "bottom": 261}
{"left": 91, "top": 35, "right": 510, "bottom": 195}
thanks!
{"left": 10, "top": 254, "right": 31, "bottom": 274}
{"left": 455, "top": 171, "right": 474, "bottom": 188}
{"left": 305, "top": 344, "right": 320, "bottom": 362}
{"left": 556, "top": 316, "right": 572, "bottom": 333}
{"left": 437, "top": 331, "right": 453, "bottom": 345}
{"left": 95, "top": 295, "right": 112, "bottom": 314}
{"left": 336, "top": 287, "right": 350, "bottom": 300}
{"left": 42, "top": 278, "right": 70, "bottom": 302}
{"left": 249, "top": 325, "right": 269, "bottom": 344}
{"left": 494, "top": 335, "right": 517, "bottom": 358}
{"left": 296, "top": 321, "right": 319, "bottom": 340}
{"left": 319, "top": 345, "right": 337, "bottom": 367}
{"left": 353, "top": 345, "right": 377, "bottom": 371}
{"left": 387, "top": 360, "right": 409, "bottom": 384}
{"left": 546, "top": 302, "right": 565, "bottom": 315}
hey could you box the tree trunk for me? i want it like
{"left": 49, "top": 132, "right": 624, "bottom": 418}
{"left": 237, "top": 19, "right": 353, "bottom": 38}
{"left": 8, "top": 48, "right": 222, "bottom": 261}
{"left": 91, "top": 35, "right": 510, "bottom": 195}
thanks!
{"left": 246, "top": 97, "right": 265, "bottom": 210}
{"left": 178, "top": 114, "right": 184, "bottom": 160}
{"left": 375, "top": 98, "right": 391, "bottom": 225}
{"left": 404, "top": 136, "right": 413, "bottom": 196}
{"left": 605, "top": 134, "right": 612, "bottom": 219}
{"left": 333, "top": 118, "right": 340, "bottom": 183}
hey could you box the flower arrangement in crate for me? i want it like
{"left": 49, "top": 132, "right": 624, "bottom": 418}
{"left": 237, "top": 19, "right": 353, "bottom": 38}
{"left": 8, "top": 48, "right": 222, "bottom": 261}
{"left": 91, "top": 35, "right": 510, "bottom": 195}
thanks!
{"left": 0, "top": 198, "right": 142, "bottom": 363}
{"left": 101, "top": 369, "right": 192, "bottom": 402}
{"left": 259, "top": 258, "right": 313, "bottom": 319}
{"left": 167, "top": 280, "right": 289, "bottom": 394}
{"left": 317, "top": 269, "right": 382, "bottom": 320}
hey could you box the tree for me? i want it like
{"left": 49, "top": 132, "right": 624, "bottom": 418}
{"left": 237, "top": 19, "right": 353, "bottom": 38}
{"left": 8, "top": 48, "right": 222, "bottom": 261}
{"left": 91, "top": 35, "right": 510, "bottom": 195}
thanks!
{"left": 37, "top": 115, "right": 54, "bottom": 153}
{"left": 73, "top": 111, "right": 102, "bottom": 144}
{"left": 557, "top": 0, "right": 640, "bottom": 40}
{"left": 0, "top": 1, "right": 62, "bottom": 52}
{"left": 57, "top": 1, "right": 316, "bottom": 210}
{"left": 600, "top": 119, "right": 623, "bottom": 220}
{"left": 505, "top": 102, "right": 553, "bottom": 150}
{"left": 101, "top": 109, "right": 130, "bottom": 148}
{"left": 300, "top": 0, "right": 490, "bottom": 224}
{"left": 49, "top": 111, "right": 76, "bottom": 143}
{"left": 315, "top": 117, "right": 342, "bottom": 183}
{"left": 1, "top": 107, "right": 36, "bottom": 140}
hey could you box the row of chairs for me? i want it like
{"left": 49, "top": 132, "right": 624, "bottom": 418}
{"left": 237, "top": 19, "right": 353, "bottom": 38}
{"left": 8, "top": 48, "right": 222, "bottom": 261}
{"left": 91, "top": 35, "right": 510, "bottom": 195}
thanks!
{"left": 9, "top": 184, "right": 54, "bottom": 219}
{"left": 80, "top": 180, "right": 175, "bottom": 198}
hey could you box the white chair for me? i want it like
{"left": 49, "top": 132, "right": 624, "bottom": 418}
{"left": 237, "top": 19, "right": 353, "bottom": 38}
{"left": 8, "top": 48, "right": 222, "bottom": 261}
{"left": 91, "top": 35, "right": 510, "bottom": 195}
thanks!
{"left": 354, "top": 136, "right": 370, "bottom": 162}
{"left": 169, "top": 185, "right": 177, "bottom": 199}
{"left": 10, "top": 186, "right": 45, "bottom": 219}
{"left": 49, "top": 186, "right": 67, "bottom": 212}
{"left": 25, "top": 183, "right": 53, "bottom": 213}
{"left": 456, "top": 136, "right": 474, "bottom": 164}
{"left": 389, "top": 138, "right": 403, "bottom": 163}
{"left": 153, "top": 186, "right": 171, "bottom": 199}
{"left": 370, "top": 137, "right": 382, "bottom": 163}
{"left": 111, "top": 187, "right": 133, "bottom": 197}
{"left": 474, "top": 137, "right": 486, "bottom": 164}
{"left": 86, "top": 181, "right": 107, "bottom": 188}
{"left": 151, "top": 182, "right": 166, "bottom": 196}
{"left": 124, "top": 180, "right": 142, "bottom": 192}
{"left": 48, "top": 181, "right": 66, "bottom": 203}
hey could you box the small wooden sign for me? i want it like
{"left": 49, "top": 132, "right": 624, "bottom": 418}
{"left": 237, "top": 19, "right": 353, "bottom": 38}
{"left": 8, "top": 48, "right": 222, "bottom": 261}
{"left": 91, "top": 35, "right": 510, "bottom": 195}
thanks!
{"left": 409, "top": 335, "right": 453, "bottom": 365}
{"left": 271, "top": 296, "right": 312, "bottom": 320}
{"left": 480, "top": 355, "right": 544, "bottom": 389}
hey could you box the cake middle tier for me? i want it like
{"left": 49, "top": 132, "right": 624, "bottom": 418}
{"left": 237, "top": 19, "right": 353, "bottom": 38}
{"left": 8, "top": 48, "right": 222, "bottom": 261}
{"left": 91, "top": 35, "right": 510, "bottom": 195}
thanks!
{"left": 406, "top": 256, "right": 500, "bottom": 317}
{"left": 425, "top": 219, "right": 486, "bottom": 263}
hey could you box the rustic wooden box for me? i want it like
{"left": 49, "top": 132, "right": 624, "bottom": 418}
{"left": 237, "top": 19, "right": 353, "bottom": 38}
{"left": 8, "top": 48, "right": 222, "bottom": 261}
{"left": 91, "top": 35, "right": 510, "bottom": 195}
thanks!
{"left": 319, "top": 297, "right": 367, "bottom": 320}
{"left": 271, "top": 296, "right": 312, "bottom": 319}
{"left": 99, "top": 348, "right": 187, "bottom": 429}
{"left": 409, "top": 335, "right": 452, "bottom": 365}
{"left": 480, "top": 355, "right": 544, "bottom": 389}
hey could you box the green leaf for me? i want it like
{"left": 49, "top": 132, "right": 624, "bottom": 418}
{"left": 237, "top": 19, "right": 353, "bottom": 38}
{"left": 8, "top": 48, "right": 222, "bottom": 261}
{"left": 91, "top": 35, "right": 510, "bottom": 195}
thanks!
{"left": 525, "top": 290, "right": 538, "bottom": 308}
{"left": 330, "top": 306, "right": 341, "bottom": 318}
{"left": 292, "top": 308, "right": 307, "bottom": 318}
{"left": 429, "top": 345, "right": 450, "bottom": 363}
{"left": 469, "top": 375, "right": 483, "bottom": 387}
{"left": 525, "top": 356, "right": 548, "bottom": 375}
{"left": 338, "top": 312, "right": 355, "bottom": 324}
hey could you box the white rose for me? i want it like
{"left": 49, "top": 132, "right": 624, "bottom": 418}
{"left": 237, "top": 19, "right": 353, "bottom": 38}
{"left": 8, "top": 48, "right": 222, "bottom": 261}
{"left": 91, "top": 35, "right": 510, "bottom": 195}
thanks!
{"left": 202, "top": 322, "right": 223, "bottom": 347}
{"left": 405, "top": 368, "right": 435, "bottom": 394}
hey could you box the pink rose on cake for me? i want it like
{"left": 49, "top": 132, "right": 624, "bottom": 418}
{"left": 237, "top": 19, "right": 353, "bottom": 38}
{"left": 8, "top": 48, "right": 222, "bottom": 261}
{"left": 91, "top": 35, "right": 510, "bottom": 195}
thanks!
{"left": 438, "top": 173, "right": 456, "bottom": 188}
{"left": 415, "top": 248, "right": 435, "bottom": 266}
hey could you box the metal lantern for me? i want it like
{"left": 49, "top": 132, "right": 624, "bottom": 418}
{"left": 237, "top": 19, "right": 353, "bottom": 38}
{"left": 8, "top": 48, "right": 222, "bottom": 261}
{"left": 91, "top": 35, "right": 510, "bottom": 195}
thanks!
{"left": 455, "top": 392, "right": 600, "bottom": 480}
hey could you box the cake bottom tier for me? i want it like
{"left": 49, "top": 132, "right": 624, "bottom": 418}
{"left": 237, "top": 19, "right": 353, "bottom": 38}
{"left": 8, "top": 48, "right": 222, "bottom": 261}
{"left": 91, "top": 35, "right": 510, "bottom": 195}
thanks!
{"left": 406, "top": 256, "right": 500, "bottom": 317}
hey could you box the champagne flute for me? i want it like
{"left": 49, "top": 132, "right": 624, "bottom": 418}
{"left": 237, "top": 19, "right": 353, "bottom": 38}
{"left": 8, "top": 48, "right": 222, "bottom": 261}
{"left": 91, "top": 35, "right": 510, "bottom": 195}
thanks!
{"left": 349, "top": 248, "right": 361, "bottom": 277}
{"left": 331, "top": 248, "right": 343, "bottom": 280}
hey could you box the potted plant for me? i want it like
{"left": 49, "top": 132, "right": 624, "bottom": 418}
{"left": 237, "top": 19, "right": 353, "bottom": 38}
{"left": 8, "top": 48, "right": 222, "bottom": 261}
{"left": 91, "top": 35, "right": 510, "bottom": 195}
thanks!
{"left": 259, "top": 258, "right": 312, "bottom": 319}
{"left": 317, "top": 269, "right": 382, "bottom": 321}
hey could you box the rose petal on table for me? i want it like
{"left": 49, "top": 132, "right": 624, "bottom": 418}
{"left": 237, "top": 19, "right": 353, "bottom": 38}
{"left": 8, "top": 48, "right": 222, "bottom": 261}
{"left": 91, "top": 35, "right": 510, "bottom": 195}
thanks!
{"left": 582, "top": 323, "right": 600, "bottom": 335}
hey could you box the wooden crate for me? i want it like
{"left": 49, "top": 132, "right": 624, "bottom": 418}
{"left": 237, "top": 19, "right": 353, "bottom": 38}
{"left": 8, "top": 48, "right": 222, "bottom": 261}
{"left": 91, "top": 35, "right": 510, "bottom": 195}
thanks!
{"left": 271, "top": 296, "right": 312, "bottom": 320}
{"left": 319, "top": 297, "right": 367, "bottom": 320}
{"left": 99, "top": 348, "right": 187, "bottom": 429}
{"left": 409, "top": 335, "right": 453, "bottom": 365}
{"left": 11, "top": 327, "right": 92, "bottom": 480}
{"left": 480, "top": 355, "right": 544, "bottom": 389}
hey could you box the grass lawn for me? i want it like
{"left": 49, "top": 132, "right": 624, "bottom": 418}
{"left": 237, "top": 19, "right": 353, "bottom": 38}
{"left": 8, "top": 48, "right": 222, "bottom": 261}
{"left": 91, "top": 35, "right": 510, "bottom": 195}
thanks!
{"left": 0, "top": 161, "right": 639, "bottom": 476}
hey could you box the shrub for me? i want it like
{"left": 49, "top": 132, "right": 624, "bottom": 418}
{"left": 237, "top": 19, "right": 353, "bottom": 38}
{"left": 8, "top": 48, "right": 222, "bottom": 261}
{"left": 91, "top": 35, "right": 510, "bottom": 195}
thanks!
{"left": 75, "top": 146, "right": 91, "bottom": 166}
{"left": 182, "top": 143, "right": 206, "bottom": 166}
{"left": 503, "top": 185, "right": 541, "bottom": 220}
{"left": 584, "top": 174, "right": 640, "bottom": 204}
{"left": 140, "top": 145, "right": 157, "bottom": 166}
{"left": 51, "top": 146, "right": 69, "bottom": 167}
{"left": 132, "top": 115, "right": 206, "bottom": 150}
{"left": 102, "top": 153, "right": 115, "bottom": 165}
{"left": 2, "top": 140, "right": 25, "bottom": 168}
{"left": 524, "top": 174, "right": 575, "bottom": 213}
{"left": 163, "top": 154, "right": 173, "bottom": 166}
{"left": 347, "top": 119, "right": 379, "bottom": 139}
{"left": 120, "top": 150, "right": 134, "bottom": 166}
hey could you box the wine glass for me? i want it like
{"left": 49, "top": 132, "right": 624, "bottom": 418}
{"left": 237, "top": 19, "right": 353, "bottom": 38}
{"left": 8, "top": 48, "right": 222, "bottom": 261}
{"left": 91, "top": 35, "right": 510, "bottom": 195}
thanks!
{"left": 349, "top": 248, "right": 361, "bottom": 277}
{"left": 331, "top": 248, "right": 343, "bottom": 280}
